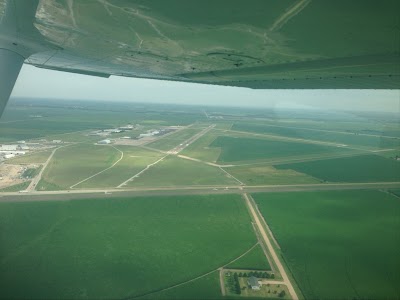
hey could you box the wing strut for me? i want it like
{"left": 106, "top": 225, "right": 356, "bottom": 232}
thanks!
{"left": 0, "top": 49, "right": 24, "bottom": 116}
{"left": 0, "top": 0, "right": 40, "bottom": 117}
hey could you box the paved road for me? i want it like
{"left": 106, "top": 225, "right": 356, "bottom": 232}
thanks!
{"left": 2, "top": 182, "right": 400, "bottom": 202}
{"left": 25, "top": 144, "right": 70, "bottom": 192}
{"left": 243, "top": 193, "right": 298, "bottom": 300}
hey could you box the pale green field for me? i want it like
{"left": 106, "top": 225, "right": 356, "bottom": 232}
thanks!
{"left": 180, "top": 132, "right": 221, "bottom": 162}
{"left": 225, "top": 165, "right": 320, "bottom": 185}
{"left": 76, "top": 146, "right": 164, "bottom": 188}
{"left": 7, "top": 150, "right": 52, "bottom": 164}
{"left": 127, "top": 156, "right": 237, "bottom": 187}
{"left": 37, "top": 144, "right": 120, "bottom": 190}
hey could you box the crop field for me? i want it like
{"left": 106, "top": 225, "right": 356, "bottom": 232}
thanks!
{"left": 225, "top": 165, "right": 320, "bottom": 185}
{"left": 127, "top": 156, "right": 237, "bottom": 187}
{"left": 37, "top": 144, "right": 120, "bottom": 190}
{"left": 253, "top": 190, "right": 400, "bottom": 300}
{"left": 226, "top": 244, "right": 271, "bottom": 271}
{"left": 140, "top": 271, "right": 222, "bottom": 300}
{"left": 233, "top": 123, "right": 400, "bottom": 149}
{"left": 75, "top": 146, "right": 164, "bottom": 188}
{"left": 0, "top": 194, "right": 257, "bottom": 299}
{"left": 147, "top": 128, "right": 203, "bottom": 151}
{"left": 276, "top": 154, "right": 400, "bottom": 183}
{"left": 7, "top": 150, "right": 52, "bottom": 164}
{"left": 210, "top": 136, "right": 351, "bottom": 163}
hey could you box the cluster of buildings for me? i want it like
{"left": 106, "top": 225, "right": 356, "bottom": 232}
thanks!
{"left": 89, "top": 124, "right": 136, "bottom": 137}
{"left": 0, "top": 142, "right": 30, "bottom": 160}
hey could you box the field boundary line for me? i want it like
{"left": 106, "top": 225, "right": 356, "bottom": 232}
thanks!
{"left": 70, "top": 145, "right": 123, "bottom": 189}
{"left": 219, "top": 166, "right": 245, "bottom": 185}
{"left": 128, "top": 243, "right": 258, "bottom": 299}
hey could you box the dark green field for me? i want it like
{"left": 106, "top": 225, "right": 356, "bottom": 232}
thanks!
{"left": 0, "top": 194, "right": 256, "bottom": 299}
{"left": 226, "top": 244, "right": 271, "bottom": 271}
{"left": 210, "top": 136, "right": 349, "bottom": 163}
{"left": 253, "top": 190, "right": 400, "bottom": 300}
{"left": 276, "top": 154, "right": 400, "bottom": 182}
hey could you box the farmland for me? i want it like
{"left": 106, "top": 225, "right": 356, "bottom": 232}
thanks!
{"left": 37, "top": 144, "right": 120, "bottom": 190}
{"left": 6, "top": 150, "right": 52, "bottom": 164}
{"left": 210, "top": 136, "right": 351, "bottom": 163}
{"left": 233, "top": 122, "right": 400, "bottom": 149}
{"left": 226, "top": 244, "right": 271, "bottom": 270}
{"left": 0, "top": 99, "right": 399, "bottom": 299}
{"left": 0, "top": 194, "right": 257, "bottom": 299}
{"left": 225, "top": 165, "right": 320, "bottom": 185}
{"left": 276, "top": 154, "right": 400, "bottom": 182}
{"left": 127, "top": 156, "right": 237, "bottom": 187}
{"left": 253, "top": 190, "right": 400, "bottom": 300}
{"left": 75, "top": 146, "right": 163, "bottom": 188}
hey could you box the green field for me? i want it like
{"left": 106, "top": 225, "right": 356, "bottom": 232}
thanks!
{"left": 226, "top": 244, "right": 271, "bottom": 271}
{"left": 75, "top": 146, "right": 164, "bottom": 188}
{"left": 180, "top": 132, "right": 221, "bottom": 162}
{"left": 233, "top": 123, "right": 400, "bottom": 149}
{"left": 147, "top": 128, "right": 203, "bottom": 151}
{"left": 127, "top": 156, "right": 237, "bottom": 187}
{"left": 210, "top": 136, "right": 350, "bottom": 163}
{"left": 253, "top": 190, "right": 400, "bottom": 300}
{"left": 0, "top": 194, "right": 257, "bottom": 299}
{"left": 0, "top": 181, "right": 30, "bottom": 192}
{"left": 139, "top": 271, "right": 222, "bottom": 300}
{"left": 38, "top": 144, "right": 120, "bottom": 190}
{"left": 276, "top": 154, "right": 400, "bottom": 183}
{"left": 225, "top": 165, "right": 320, "bottom": 185}
{"left": 7, "top": 150, "right": 52, "bottom": 164}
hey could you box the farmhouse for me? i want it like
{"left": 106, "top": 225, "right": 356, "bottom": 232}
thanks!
{"left": 248, "top": 276, "right": 261, "bottom": 290}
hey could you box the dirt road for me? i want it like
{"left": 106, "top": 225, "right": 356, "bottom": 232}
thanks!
{"left": 243, "top": 193, "right": 298, "bottom": 300}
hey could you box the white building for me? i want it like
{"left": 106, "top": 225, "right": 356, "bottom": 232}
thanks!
{"left": 0, "top": 145, "right": 18, "bottom": 151}
{"left": 98, "top": 139, "right": 111, "bottom": 144}
{"left": 248, "top": 276, "right": 261, "bottom": 290}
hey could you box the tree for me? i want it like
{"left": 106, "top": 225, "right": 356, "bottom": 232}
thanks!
{"left": 279, "top": 290, "right": 286, "bottom": 298}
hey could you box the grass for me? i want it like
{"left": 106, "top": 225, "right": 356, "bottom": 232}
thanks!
{"left": 225, "top": 165, "right": 320, "bottom": 185}
{"left": 6, "top": 150, "right": 52, "bottom": 164}
{"left": 75, "top": 146, "right": 164, "bottom": 188}
{"left": 210, "top": 136, "right": 349, "bottom": 163}
{"left": 21, "top": 167, "right": 41, "bottom": 179}
{"left": 0, "top": 194, "right": 256, "bottom": 299}
{"left": 276, "top": 154, "right": 400, "bottom": 182}
{"left": 253, "top": 190, "right": 400, "bottom": 300}
{"left": 180, "top": 132, "right": 221, "bottom": 162}
{"left": 226, "top": 244, "right": 271, "bottom": 271}
{"left": 147, "top": 128, "right": 202, "bottom": 151}
{"left": 38, "top": 144, "right": 120, "bottom": 190}
{"left": 0, "top": 181, "right": 30, "bottom": 192}
{"left": 127, "top": 156, "right": 237, "bottom": 187}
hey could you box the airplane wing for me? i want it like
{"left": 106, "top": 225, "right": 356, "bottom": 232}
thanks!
{"left": 0, "top": 0, "right": 399, "bottom": 114}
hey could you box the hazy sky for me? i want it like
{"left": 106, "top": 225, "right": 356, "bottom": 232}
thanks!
{"left": 11, "top": 64, "right": 400, "bottom": 113}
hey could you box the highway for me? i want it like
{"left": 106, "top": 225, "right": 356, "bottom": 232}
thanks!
{"left": 1, "top": 182, "right": 400, "bottom": 202}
